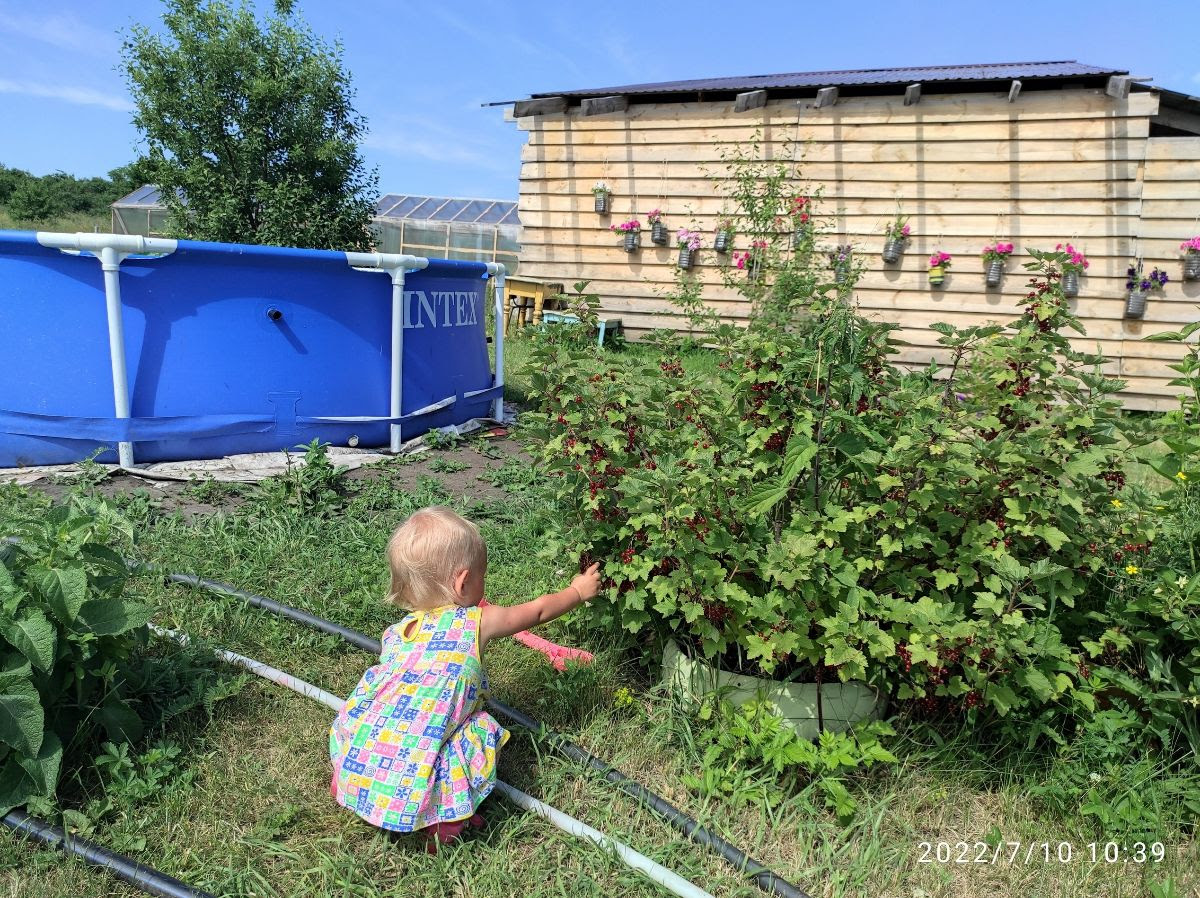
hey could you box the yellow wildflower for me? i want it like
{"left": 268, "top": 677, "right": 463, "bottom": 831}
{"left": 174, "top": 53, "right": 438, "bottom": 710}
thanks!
{"left": 1177, "top": 471, "right": 1189, "bottom": 481}
{"left": 613, "top": 687, "right": 634, "bottom": 709}
{"left": 1110, "top": 499, "right": 1123, "bottom": 509}
{"left": 1126, "top": 565, "right": 1139, "bottom": 575}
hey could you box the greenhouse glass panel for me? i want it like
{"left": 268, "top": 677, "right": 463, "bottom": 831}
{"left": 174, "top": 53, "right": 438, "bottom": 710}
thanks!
{"left": 148, "top": 210, "right": 171, "bottom": 236}
{"left": 374, "top": 221, "right": 403, "bottom": 254}
{"left": 496, "top": 254, "right": 519, "bottom": 274}
{"left": 432, "top": 199, "right": 470, "bottom": 221}
{"left": 457, "top": 200, "right": 493, "bottom": 221}
{"left": 496, "top": 231, "right": 521, "bottom": 252}
{"left": 449, "top": 228, "right": 491, "bottom": 250}
{"left": 498, "top": 207, "right": 520, "bottom": 224}
{"left": 404, "top": 197, "right": 444, "bottom": 220}
{"left": 382, "top": 196, "right": 424, "bottom": 219}
{"left": 402, "top": 222, "right": 448, "bottom": 248}
{"left": 376, "top": 194, "right": 408, "bottom": 216}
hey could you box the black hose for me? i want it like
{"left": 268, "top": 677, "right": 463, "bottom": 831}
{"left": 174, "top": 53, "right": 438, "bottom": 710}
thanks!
{"left": 2, "top": 810, "right": 215, "bottom": 898}
{"left": 166, "top": 573, "right": 811, "bottom": 898}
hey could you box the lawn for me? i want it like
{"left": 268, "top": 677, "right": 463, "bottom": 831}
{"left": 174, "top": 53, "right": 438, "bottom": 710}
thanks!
{"left": 0, "top": 333, "right": 1196, "bottom": 898}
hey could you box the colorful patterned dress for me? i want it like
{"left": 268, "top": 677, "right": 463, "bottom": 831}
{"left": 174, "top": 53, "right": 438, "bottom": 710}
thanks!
{"left": 329, "top": 604, "right": 508, "bottom": 831}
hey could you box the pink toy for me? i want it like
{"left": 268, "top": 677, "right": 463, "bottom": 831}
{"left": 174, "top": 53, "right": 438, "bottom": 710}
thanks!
{"left": 479, "top": 599, "right": 594, "bottom": 671}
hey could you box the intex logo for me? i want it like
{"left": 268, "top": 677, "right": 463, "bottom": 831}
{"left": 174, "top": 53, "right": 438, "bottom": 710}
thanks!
{"left": 403, "top": 290, "right": 481, "bottom": 328}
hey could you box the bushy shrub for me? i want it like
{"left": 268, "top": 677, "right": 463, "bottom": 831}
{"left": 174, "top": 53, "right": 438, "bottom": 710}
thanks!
{"left": 0, "top": 498, "right": 152, "bottom": 813}
{"left": 529, "top": 251, "right": 1144, "bottom": 741}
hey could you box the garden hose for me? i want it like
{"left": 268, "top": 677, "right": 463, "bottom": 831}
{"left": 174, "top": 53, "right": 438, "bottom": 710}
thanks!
{"left": 151, "top": 626, "right": 716, "bottom": 898}
{"left": 163, "top": 572, "right": 812, "bottom": 898}
{"left": 1, "top": 809, "right": 215, "bottom": 898}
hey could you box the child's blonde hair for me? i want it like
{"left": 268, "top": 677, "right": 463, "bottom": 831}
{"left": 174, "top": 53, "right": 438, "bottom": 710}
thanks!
{"left": 386, "top": 506, "right": 486, "bottom": 610}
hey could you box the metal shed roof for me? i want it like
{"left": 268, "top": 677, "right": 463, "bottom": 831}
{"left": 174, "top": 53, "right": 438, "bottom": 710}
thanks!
{"left": 112, "top": 188, "right": 519, "bottom": 225}
{"left": 529, "top": 60, "right": 1126, "bottom": 100}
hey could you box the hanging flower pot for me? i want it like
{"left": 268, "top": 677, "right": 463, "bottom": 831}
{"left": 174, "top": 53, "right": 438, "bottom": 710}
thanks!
{"left": 981, "top": 242, "right": 1014, "bottom": 288}
{"left": 828, "top": 245, "right": 852, "bottom": 285}
{"left": 1180, "top": 238, "right": 1200, "bottom": 279}
{"left": 882, "top": 214, "right": 910, "bottom": 264}
{"left": 928, "top": 251, "right": 952, "bottom": 287}
{"left": 595, "top": 193, "right": 610, "bottom": 214}
{"left": 611, "top": 219, "right": 641, "bottom": 253}
{"left": 676, "top": 229, "right": 702, "bottom": 270}
{"left": 984, "top": 259, "right": 1005, "bottom": 287}
{"left": 792, "top": 222, "right": 813, "bottom": 249}
{"left": 1124, "top": 262, "right": 1167, "bottom": 319}
{"left": 748, "top": 255, "right": 763, "bottom": 281}
{"left": 1057, "top": 244, "right": 1088, "bottom": 298}
{"left": 713, "top": 225, "right": 734, "bottom": 254}
{"left": 651, "top": 220, "right": 669, "bottom": 245}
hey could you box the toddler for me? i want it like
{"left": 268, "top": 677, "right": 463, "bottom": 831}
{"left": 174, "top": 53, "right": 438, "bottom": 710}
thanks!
{"left": 329, "top": 506, "right": 602, "bottom": 849}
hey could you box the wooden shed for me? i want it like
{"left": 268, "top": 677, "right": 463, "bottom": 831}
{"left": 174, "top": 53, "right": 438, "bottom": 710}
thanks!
{"left": 504, "top": 61, "right": 1200, "bottom": 410}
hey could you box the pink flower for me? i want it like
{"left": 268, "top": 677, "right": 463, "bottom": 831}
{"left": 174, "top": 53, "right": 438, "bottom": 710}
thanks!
{"left": 901, "top": 224, "right": 911, "bottom": 237}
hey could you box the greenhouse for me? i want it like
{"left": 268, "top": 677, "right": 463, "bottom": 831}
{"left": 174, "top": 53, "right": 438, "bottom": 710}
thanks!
{"left": 110, "top": 188, "right": 521, "bottom": 271}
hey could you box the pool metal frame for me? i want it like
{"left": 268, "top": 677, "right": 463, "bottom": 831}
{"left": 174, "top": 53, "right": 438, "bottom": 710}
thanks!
{"left": 28, "top": 232, "right": 508, "bottom": 467}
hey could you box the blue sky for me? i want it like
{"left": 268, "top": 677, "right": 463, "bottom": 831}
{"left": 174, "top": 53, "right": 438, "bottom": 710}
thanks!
{"left": 0, "top": 0, "right": 1194, "bottom": 201}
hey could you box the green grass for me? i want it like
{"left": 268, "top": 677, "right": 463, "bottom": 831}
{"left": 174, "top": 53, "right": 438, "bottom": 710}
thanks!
{"left": 0, "top": 371, "right": 1196, "bottom": 898}
{"left": 0, "top": 208, "right": 113, "bottom": 234}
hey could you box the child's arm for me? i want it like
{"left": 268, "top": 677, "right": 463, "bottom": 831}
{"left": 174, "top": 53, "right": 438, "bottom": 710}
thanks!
{"left": 479, "top": 563, "right": 601, "bottom": 647}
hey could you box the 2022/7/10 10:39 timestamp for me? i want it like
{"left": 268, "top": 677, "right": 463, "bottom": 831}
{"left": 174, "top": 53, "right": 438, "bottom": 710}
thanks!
{"left": 917, "top": 841, "right": 1166, "bottom": 865}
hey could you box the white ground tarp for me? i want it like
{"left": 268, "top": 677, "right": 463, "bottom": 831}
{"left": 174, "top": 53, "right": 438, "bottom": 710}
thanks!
{"left": 0, "top": 415, "right": 512, "bottom": 486}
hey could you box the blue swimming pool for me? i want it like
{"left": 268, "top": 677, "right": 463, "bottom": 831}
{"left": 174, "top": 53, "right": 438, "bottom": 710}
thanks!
{"left": 0, "top": 231, "right": 506, "bottom": 467}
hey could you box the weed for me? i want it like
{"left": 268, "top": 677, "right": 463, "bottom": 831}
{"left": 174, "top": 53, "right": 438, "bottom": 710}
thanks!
{"left": 422, "top": 428, "right": 462, "bottom": 451}
{"left": 250, "top": 439, "right": 349, "bottom": 516}
{"left": 428, "top": 457, "right": 470, "bottom": 474}
{"left": 184, "top": 477, "right": 242, "bottom": 505}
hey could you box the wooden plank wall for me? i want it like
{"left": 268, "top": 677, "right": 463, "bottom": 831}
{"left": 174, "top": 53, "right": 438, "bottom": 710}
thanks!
{"left": 514, "top": 88, "right": 1200, "bottom": 409}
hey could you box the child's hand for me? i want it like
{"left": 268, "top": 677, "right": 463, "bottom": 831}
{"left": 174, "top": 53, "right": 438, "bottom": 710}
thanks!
{"left": 570, "top": 563, "right": 602, "bottom": 602}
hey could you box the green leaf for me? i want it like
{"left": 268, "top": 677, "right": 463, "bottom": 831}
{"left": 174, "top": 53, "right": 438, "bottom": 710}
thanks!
{"left": 743, "top": 481, "right": 790, "bottom": 516}
{"left": 0, "top": 758, "right": 37, "bottom": 815}
{"left": 1036, "top": 525, "right": 1070, "bottom": 552}
{"left": 97, "top": 697, "right": 142, "bottom": 744}
{"left": 1016, "top": 668, "right": 1054, "bottom": 701}
{"left": 988, "top": 685, "right": 1018, "bottom": 715}
{"left": 34, "top": 565, "right": 88, "bottom": 626}
{"left": 17, "top": 732, "right": 61, "bottom": 796}
{"left": 76, "top": 599, "right": 152, "bottom": 637}
{"left": 933, "top": 570, "right": 959, "bottom": 590}
{"left": 0, "top": 667, "right": 43, "bottom": 757}
{"left": 781, "top": 436, "right": 818, "bottom": 483}
{"left": 3, "top": 613, "right": 57, "bottom": 673}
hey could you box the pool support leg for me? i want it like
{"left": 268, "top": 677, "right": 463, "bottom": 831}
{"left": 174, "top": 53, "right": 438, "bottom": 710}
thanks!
{"left": 161, "top": 572, "right": 810, "bottom": 898}
{"left": 98, "top": 246, "right": 135, "bottom": 468}
{"left": 343, "top": 251, "right": 429, "bottom": 454}
{"left": 389, "top": 266, "right": 406, "bottom": 453}
{"left": 35, "top": 233, "right": 180, "bottom": 468}
{"left": 487, "top": 264, "right": 506, "bottom": 422}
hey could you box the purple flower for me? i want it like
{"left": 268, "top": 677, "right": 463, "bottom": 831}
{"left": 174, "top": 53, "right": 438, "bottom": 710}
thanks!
{"left": 1140, "top": 279, "right": 1152, "bottom": 291}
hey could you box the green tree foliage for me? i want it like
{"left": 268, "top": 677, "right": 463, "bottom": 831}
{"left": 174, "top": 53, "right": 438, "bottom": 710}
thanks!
{"left": 0, "top": 166, "right": 133, "bottom": 223}
{"left": 120, "top": 0, "right": 379, "bottom": 250}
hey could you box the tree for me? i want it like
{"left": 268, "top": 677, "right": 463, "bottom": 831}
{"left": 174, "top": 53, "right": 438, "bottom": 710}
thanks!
{"left": 120, "top": 0, "right": 379, "bottom": 250}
